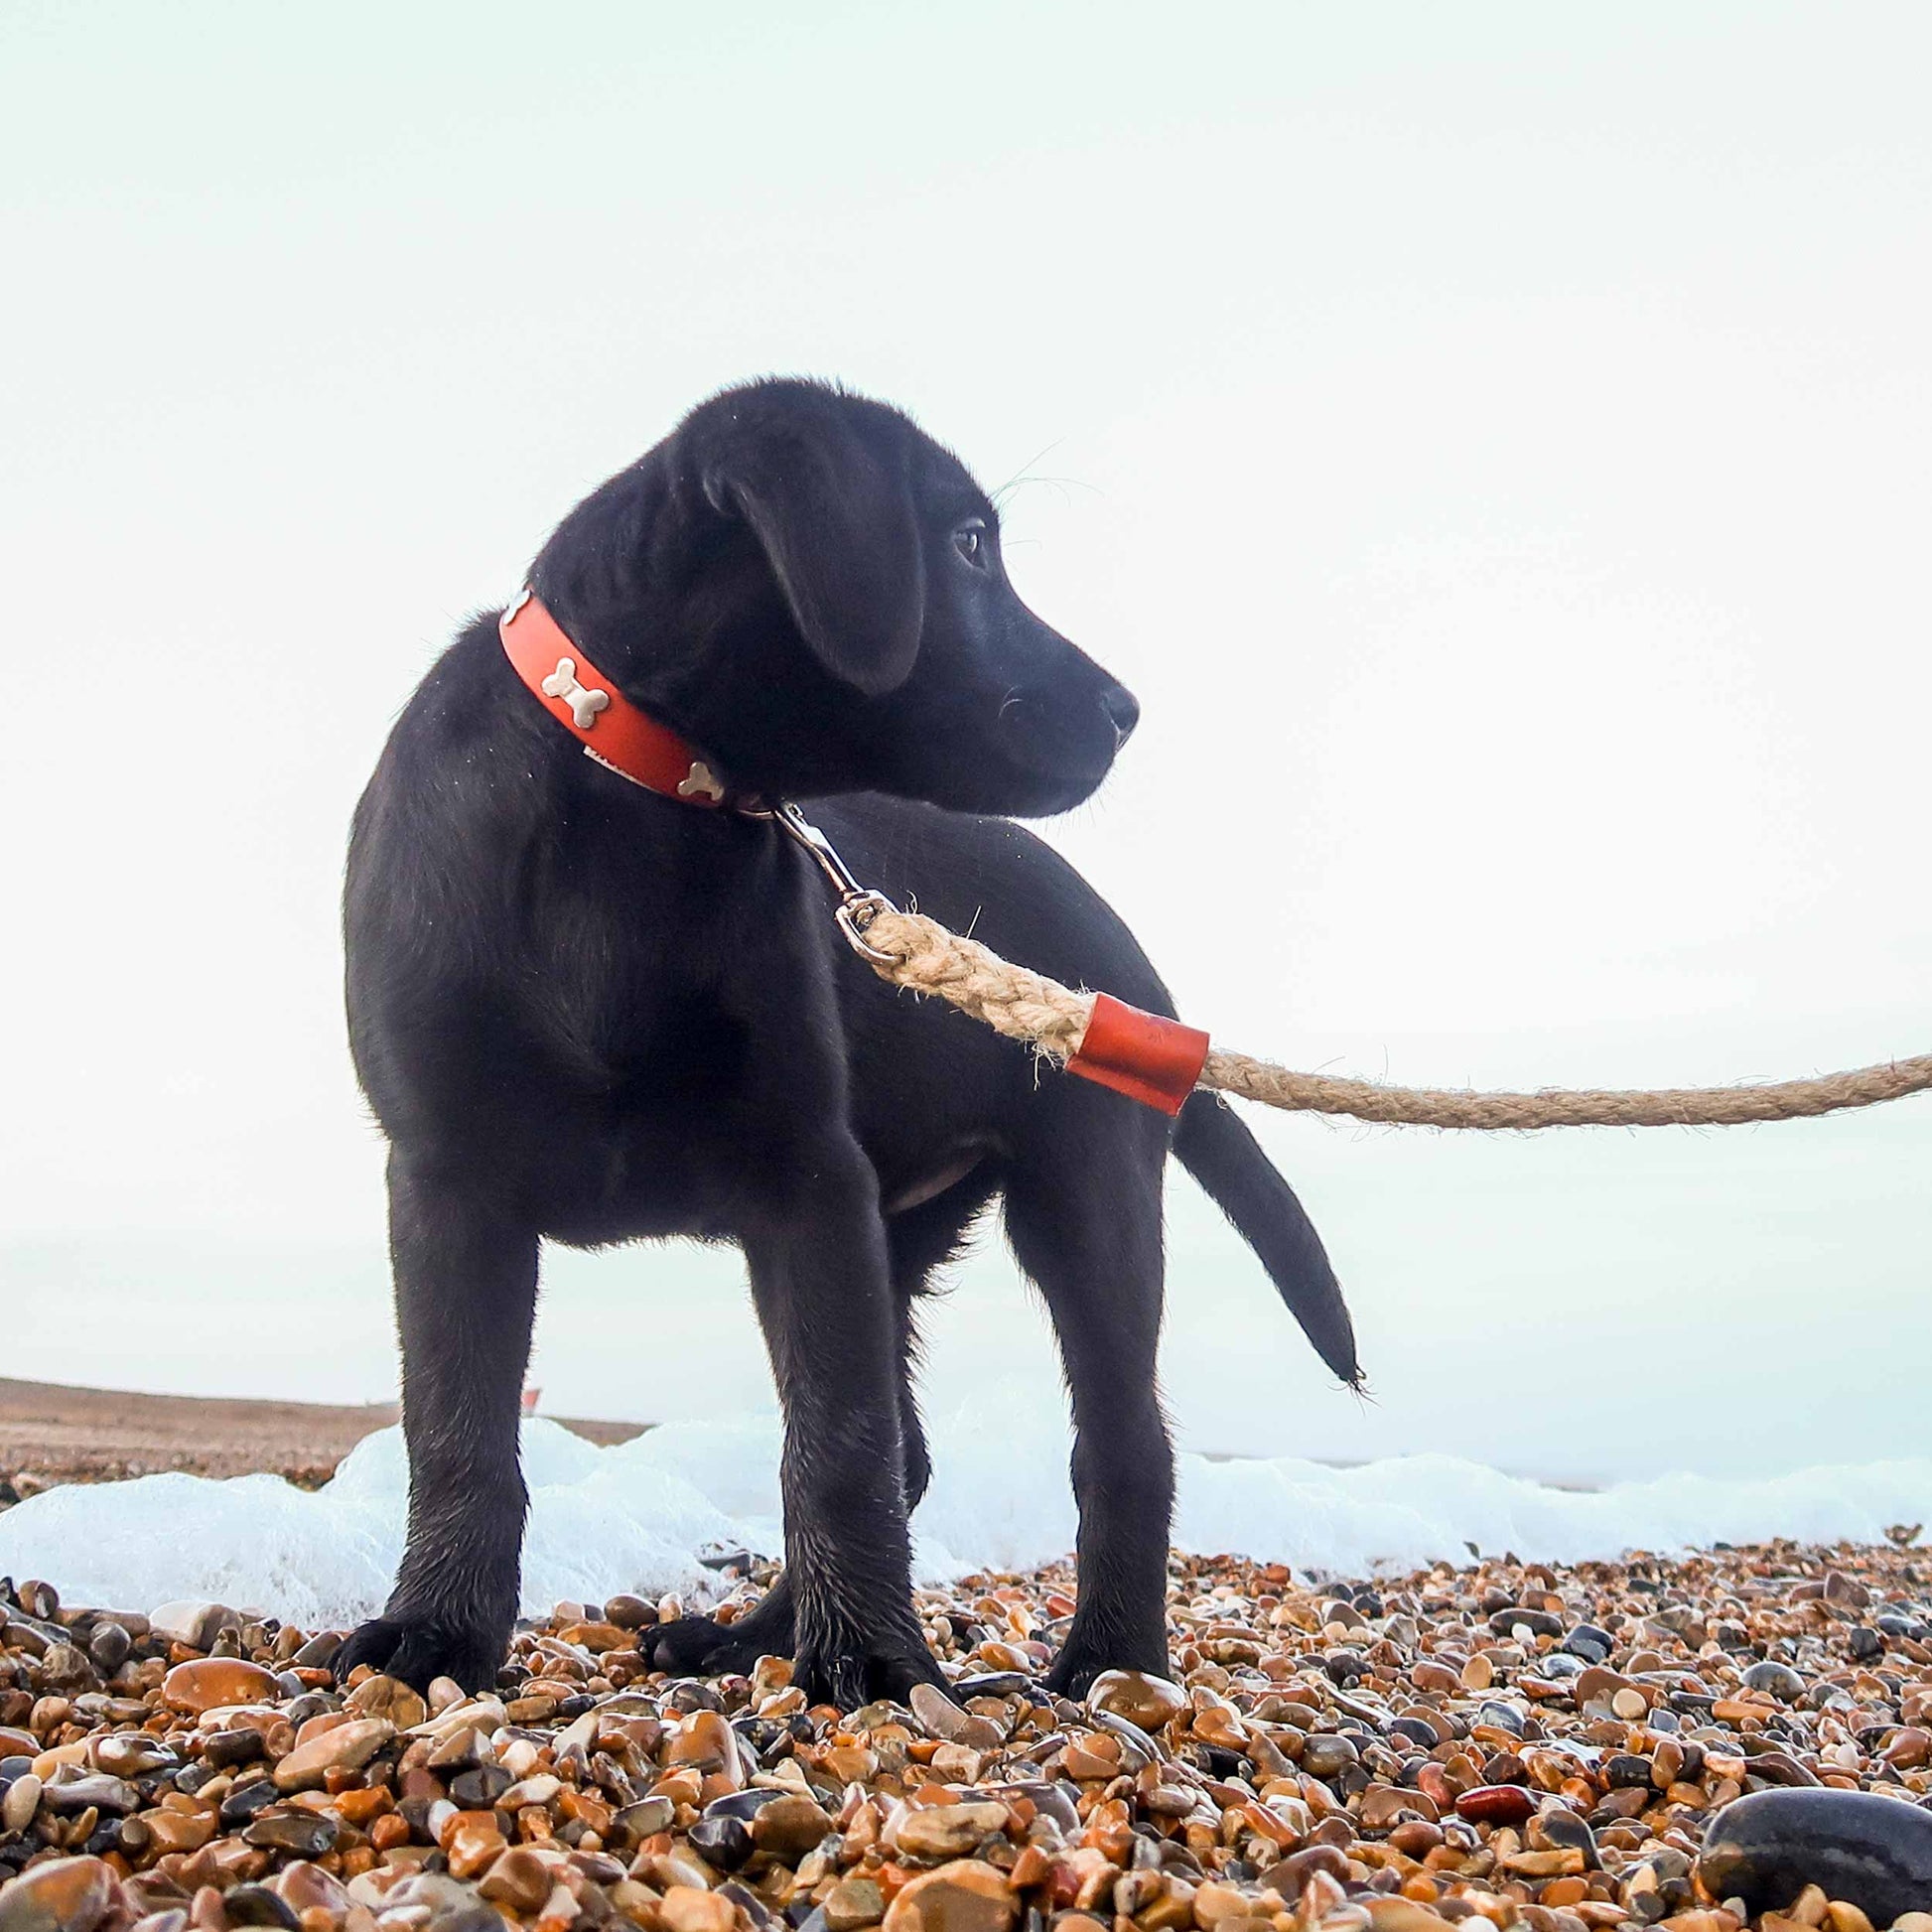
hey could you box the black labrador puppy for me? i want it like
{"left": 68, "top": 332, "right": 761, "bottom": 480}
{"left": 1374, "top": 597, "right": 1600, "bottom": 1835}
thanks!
{"left": 339, "top": 378, "right": 1358, "bottom": 1706}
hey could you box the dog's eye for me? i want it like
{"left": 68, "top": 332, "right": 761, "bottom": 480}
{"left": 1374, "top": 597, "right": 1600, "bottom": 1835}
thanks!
{"left": 953, "top": 519, "right": 989, "bottom": 568}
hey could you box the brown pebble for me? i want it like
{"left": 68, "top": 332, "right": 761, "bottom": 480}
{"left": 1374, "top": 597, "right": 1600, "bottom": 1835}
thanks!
{"left": 751, "top": 1791, "right": 836, "bottom": 1860}
{"left": 0, "top": 1855, "right": 119, "bottom": 1932}
{"left": 895, "top": 1800, "right": 1011, "bottom": 1861}
{"left": 1573, "top": 1666, "right": 1636, "bottom": 1705}
{"left": 1364, "top": 1902, "right": 1457, "bottom": 1931}
{"left": 446, "top": 1817, "right": 509, "bottom": 1879}
{"left": 1453, "top": 1784, "right": 1537, "bottom": 1827}
{"left": 478, "top": 1842, "right": 554, "bottom": 1912}
{"left": 662, "top": 1885, "right": 741, "bottom": 1932}
{"left": 667, "top": 1709, "right": 743, "bottom": 1784}
{"left": 160, "top": 1657, "right": 279, "bottom": 1714}
{"left": 272, "top": 1861, "right": 351, "bottom": 1917}
{"left": 558, "top": 1619, "right": 630, "bottom": 1651}
{"left": 883, "top": 1860, "right": 1021, "bottom": 1932}
{"left": 1085, "top": 1667, "right": 1188, "bottom": 1731}
{"left": 344, "top": 1672, "right": 428, "bottom": 1729}
{"left": 1191, "top": 1879, "right": 1253, "bottom": 1927}
{"left": 910, "top": 1681, "right": 1003, "bottom": 1751}
{"left": 271, "top": 1716, "right": 394, "bottom": 1792}
{"left": 0, "top": 1775, "right": 41, "bottom": 1836}
{"left": 826, "top": 1875, "right": 888, "bottom": 1930}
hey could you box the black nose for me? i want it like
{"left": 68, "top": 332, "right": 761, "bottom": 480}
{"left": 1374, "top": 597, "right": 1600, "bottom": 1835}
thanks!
{"left": 1101, "top": 682, "right": 1141, "bottom": 749}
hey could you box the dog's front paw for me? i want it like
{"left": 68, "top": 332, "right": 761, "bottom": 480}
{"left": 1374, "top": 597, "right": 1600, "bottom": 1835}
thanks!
{"left": 646, "top": 1613, "right": 774, "bottom": 1679}
{"left": 1042, "top": 1631, "right": 1172, "bottom": 1701}
{"left": 791, "top": 1632, "right": 945, "bottom": 1711}
{"left": 647, "top": 1574, "right": 795, "bottom": 1679}
{"left": 334, "top": 1613, "right": 508, "bottom": 1693}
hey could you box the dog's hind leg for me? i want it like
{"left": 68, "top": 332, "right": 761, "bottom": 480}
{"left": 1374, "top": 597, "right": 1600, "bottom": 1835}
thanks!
{"left": 892, "top": 1290, "right": 933, "bottom": 1515}
{"left": 336, "top": 1153, "right": 539, "bottom": 1692}
{"left": 1004, "top": 1104, "right": 1175, "bottom": 1696}
{"left": 882, "top": 1171, "right": 999, "bottom": 1511}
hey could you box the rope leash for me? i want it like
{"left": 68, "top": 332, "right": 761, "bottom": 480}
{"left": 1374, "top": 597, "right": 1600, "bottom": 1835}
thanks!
{"left": 860, "top": 905, "right": 1932, "bottom": 1129}
{"left": 769, "top": 808, "right": 1932, "bottom": 1130}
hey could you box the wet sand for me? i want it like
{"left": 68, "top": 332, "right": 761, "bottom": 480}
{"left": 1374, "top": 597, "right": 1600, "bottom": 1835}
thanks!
{"left": 0, "top": 1376, "right": 646, "bottom": 1493}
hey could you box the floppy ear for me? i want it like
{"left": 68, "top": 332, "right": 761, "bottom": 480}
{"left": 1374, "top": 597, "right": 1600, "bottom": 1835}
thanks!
{"left": 704, "top": 415, "right": 925, "bottom": 696}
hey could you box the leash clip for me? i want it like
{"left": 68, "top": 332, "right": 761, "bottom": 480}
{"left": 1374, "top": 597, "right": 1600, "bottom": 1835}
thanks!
{"left": 834, "top": 890, "right": 899, "bottom": 968}
{"left": 757, "top": 801, "right": 902, "bottom": 967}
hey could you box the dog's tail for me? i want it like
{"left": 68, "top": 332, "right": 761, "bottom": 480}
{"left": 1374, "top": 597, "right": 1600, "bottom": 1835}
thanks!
{"left": 1172, "top": 1093, "right": 1363, "bottom": 1389}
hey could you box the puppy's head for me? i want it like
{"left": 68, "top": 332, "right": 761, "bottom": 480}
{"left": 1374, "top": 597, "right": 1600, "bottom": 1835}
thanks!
{"left": 532, "top": 378, "right": 1137, "bottom": 815}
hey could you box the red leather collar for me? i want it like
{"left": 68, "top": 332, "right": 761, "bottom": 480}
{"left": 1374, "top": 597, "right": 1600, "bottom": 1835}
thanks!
{"left": 499, "top": 590, "right": 734, "bottom": 808}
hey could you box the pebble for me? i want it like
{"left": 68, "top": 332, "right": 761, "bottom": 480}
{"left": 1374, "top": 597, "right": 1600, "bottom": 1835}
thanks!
{"left": 1741, "top": 1660, "right": 1809, "bottom": 1701}
{"left": 0, "top": 1856, "right": 117, "bottom": 1932}
{"left": 1300, "top": 1732, "right": 1359, "bottom": 1777}
{"left": 279, "top": 1862, "right": 352, "bottom": 1916}
{"left": 663, "top": 1886, "right": 739, "bottom": 1932}
{"left": 145, "top": 1599, "right": 239, "bottom": 1650}
{"left": 161, "top": 1655, "right": 281, "bottom": 1714}
{"left": 1453, "top": 1782, "right": 1538, "bottom": 1826}
{"left": 223, "top": 1882, "right": 302, "bottom": 1927}
{"left": 0, "top": 1548, "right": 1927, "bottom": 1931}
{"left": 689, "top": 1810, "right": 754, "bottom": 1868}
{"left": 1086, "top": 1667, "right": 1188, "bottom": 1730}
{"left": 666, "top": 1707, "right": 742, "bottom": 1781}
{"left": 0, "top": 1775, "right": 39, "bottom": 1835}
{"left": 90, "top": 1730, "right": 177, "bottom": 1776}
{"left": 270, "top": 1715, "right": 395, "bottom": 1790}
{"left": 909, "top": 1682, "right": 1003, "bottom": 1751}
{"left": 344, "top": 1672, "right": 430, "bottom": 1730}
{"left": 477, "top": 1845, "right": 553, "bottom": 1915}
{"left": 444, "top": 1814, "right": 508, "bottom": 1879}
{"left": 825, "top": 1875, "right": 888, "bottom": 1930}
{"left": 1696, "top": 1787, "right": 1932, "bottom": 1924}
{"left": 242, "top": 1806, "right": 342, "bottom": 1856}
{"left": 85, "top": 1622, "right": 130, "bottom": 1678}
{"left": 750, "top": 1791, "right": 835, "bottom": 1860}
{"left": 894, "top": 1800, "right": 1011, "bottom": 1860}
{"left": 39, "top": 1771, "right": 137, "bottom": 1815}
{"left": 883, "top": 1861, "right": 1020, "bottom": 1932}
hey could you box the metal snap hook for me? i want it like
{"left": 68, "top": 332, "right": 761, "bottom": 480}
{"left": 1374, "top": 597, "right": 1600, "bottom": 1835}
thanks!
{"left": 749, "top": 799, "right": 903, "bottom": 964}
{"left": 835, "top": 891, "right": 900, "bottom": 968}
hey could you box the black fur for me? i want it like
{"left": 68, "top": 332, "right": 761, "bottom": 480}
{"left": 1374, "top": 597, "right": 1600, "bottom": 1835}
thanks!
{"left": 338, "top": 378, "right": 1358, "bottom": 1705}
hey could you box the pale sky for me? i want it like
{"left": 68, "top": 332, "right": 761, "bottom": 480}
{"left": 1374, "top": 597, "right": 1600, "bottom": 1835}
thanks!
{"left": 3, "top": 3, "right": 1928, "bottom": 1486}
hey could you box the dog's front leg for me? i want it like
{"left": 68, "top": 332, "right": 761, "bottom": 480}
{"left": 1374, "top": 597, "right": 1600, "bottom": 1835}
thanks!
{"left": 742, "top": 1137, "right": 943, "bottom": 1708}
{"left": 336, "top": 1152, "right": 538, "bottom": 1692}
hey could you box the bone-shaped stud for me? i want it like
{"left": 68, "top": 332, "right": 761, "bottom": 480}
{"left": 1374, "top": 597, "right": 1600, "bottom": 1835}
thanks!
{"left": 539, "top": 656, "right": 610, "bottom": 730}
{"left": 677, "top": 759, "right": 727, "bottom": 803}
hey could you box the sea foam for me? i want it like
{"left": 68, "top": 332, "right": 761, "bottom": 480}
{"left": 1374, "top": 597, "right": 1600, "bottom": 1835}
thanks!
{"left": 2, "top": 1395, "right": 1926, "bottom": 1626}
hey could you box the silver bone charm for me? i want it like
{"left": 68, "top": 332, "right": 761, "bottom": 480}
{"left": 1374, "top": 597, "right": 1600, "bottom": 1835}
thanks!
{"left": 677, "top": 759, "right": 726, "bottom": 803}
{"left": 540, "top": 656, "right": 610, "bottom": 730}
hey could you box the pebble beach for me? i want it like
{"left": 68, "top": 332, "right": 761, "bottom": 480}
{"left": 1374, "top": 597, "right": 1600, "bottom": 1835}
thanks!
{"left": 4, "top": 1540, "right": 1931, "bottom": 1932}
